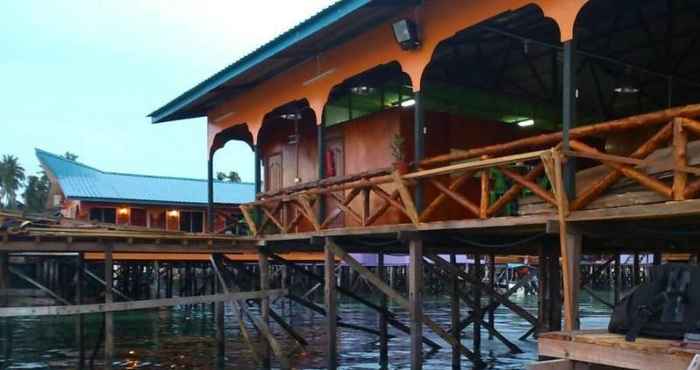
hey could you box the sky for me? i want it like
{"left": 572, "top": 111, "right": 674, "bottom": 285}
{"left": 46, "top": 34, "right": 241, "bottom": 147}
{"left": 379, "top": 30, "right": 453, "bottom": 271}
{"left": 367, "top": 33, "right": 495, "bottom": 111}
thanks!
{"left": 0, "top": 0, "right": 337, "bottom": 183}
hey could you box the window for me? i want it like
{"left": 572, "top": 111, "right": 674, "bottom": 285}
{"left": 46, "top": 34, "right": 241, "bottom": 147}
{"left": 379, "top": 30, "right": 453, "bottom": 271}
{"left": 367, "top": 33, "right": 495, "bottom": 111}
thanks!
{"left": 130, "top": 208, "right": 147, "bottom": 227}
{"left": 180, "top": 211, "right": 204, "bottom": 233}
{"left": 89, "top": 207, "right": 116, "bottom": 224}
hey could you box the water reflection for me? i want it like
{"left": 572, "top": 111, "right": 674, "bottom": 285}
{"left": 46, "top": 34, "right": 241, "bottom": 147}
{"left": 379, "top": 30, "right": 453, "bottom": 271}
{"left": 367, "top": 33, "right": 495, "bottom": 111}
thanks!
{"left": 0, "top": 291, "right": 613, "bottom": 369}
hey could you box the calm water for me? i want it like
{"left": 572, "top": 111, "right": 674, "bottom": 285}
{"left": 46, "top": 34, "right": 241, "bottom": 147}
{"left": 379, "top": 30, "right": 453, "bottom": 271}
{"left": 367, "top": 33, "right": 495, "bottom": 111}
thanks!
{"left": 0, "top": 291, "right": 613, "bottom": 370}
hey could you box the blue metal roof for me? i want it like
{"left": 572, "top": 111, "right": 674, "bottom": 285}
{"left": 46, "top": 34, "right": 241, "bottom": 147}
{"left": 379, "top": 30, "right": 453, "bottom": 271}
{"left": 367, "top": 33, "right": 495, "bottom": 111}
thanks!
{"left": 148, "top": 0, "right": 379, "bottom": 123}
{"left": 36, "top": 149, "right": 254, "bottom": 206}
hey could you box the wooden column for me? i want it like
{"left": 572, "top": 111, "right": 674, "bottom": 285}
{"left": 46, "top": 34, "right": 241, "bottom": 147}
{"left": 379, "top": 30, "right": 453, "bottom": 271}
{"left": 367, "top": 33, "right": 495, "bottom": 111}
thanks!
{"left": 378, "top": 248, "right": 389, "bottom": 368}
{"left": 104, "top": 245, "right": 114, "bottom": 370}
{"left": 566, "top": 234, "right": 582, "bottom": 330}
{"left": 0, "top": 252, "right": 8, "bottom": 307}
{"left": 214, "top": 254, "right": 225, "bottom": 362}
{"left": 633, "top": 252, "right": 641, "bottom": 286}
{"left": 614, "top": 254, "right": 621, "bottom": 305}
{"left": 414, "top": 91, "right": 425, "bottom": 211}
{"left": 318, "top": 123, "right": 326, "bottom": 222}
{"left": 254, "top": 145, "right": 262, "bottom": 195}
{"left": 450, "top": 253, "right": 460, "bottom": 370}
{"left": 324, "top": 240, "right": 338, "bottom": 370}
{"left": 673, "top": 118, "right": 688, "bottom": 201}
{"left": 259, "top": 251, "right": 271, "bottom": 369}
{"left": 472, "top": 254, "right": 482, "bottom": 357}
{"left": 76, "top": 253, "right": 85, "bottom": 370}
{"left": 488, "top": 254, "right": 496, "bottom": 339}
{"left": 409, "top": 238, "right": 424, "bottom": 370}
{"left": 153, "top": 261, "right": 160, "bottom": 299}
{"left": 562, "top": 39, "right": 577, "bottom": 199}
{"left": 207, "top": 155, "right": 215, "bottom": 232}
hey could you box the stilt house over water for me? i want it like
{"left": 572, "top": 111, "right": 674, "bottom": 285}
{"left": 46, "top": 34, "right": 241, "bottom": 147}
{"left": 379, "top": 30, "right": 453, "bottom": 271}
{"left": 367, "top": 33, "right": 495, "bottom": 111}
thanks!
{"left": 151, "top": 0, "right": 700, "bottom": 369}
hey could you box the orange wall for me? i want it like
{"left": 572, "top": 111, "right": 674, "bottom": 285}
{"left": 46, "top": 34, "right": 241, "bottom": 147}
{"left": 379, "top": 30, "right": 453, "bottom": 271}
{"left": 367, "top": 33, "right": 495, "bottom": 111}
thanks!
{"left": 207, "top": 0, "right": 587, "bottom": 151}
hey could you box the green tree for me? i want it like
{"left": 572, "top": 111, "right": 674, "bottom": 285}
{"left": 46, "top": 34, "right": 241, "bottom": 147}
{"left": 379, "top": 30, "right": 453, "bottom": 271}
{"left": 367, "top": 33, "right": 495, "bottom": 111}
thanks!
{"left": 0, "top": 154, "right": 26, "bottom": 209}
{"left": 216, "top": 171, "right": 242, "bottom": 183}
{"left": 23, "top": 171, "right": 50, "bottom": 212}
{"left": 63, "top": 152, "right": 79, "bottom": 161}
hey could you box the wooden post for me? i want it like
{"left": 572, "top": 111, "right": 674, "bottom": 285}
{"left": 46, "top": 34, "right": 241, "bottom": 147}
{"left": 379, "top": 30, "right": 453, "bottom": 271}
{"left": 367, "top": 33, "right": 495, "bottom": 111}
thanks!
{"left": 414, "top": 90, "right": 425, "bottom": 212}
{"left": 450, "top": 253, "right": 460, "bottom": 370}
{"left": 633, "top": 252, "right": 641, "bottom": 286}
{"left": 562, "top": 39, "right": 577, "bottom": 199}
{"left": 673, "top": 118, "right": 688, "bottom": 201}
{"left": 0, "top": 252, "right": 8, "bottom": 307}
{"left": 614, "top": 254, "right": 621, "bottom": 305}
{"left": 214, "top": 255, "right": 225, "bottom": 362}
{"left": 472, "top": 254, "right": 482, "bottom": 357}
{"left": 378, "top": 248, "right": 389, "bottom": 368}
{"left": 76, "top": 253, "right": 85, "bottom": 370}
{"left": 409, "top": 238, "right": 424, "bottom": 370}
{"left": 566, "top": 234, "right": 582, "bottom": 330}
{"left": 488, "top": 254, "right": 496, "bottom": 339}
{"left": 318, "top": 123, "right": 326, "bottom": 222}
{"left": 324, "top": 240, "right": 338, "bottom": 370}
{"left": 480, "top": 162, "right": 489, "bottom": 219}
{"left": 259, "top": 252, "right": 271, "bottom": 369}
{"left": 208, "top": 155, "right": 215, "bottom": 232}
{"left": 104, "top": 245, "right": 114, "bottom": 370}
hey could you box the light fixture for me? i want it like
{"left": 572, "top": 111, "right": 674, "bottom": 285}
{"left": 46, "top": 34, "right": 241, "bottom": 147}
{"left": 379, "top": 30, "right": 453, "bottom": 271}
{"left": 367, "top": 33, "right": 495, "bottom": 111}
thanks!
{"left": 614, "top": 68, "right": 640, "bottom": 95}
{"left": 351, "top": 85, "right": 375, "bottom": 96}
{"left": 168, "top": 210, "right": 180, "bottom": 217}
{"left": 392, "top": 19, "right": 420, "bottom": 50}
{"left": 400, "top": 98, "right": 416, "bottom": 107}
{"left": 118, "top": 208, "right": 129, "bottom": 215}
{"left": 517, "top": 119, "right": 535, "bottom": 127}
{"left": 280, "top": 112, "right": 302, "bottom": 120}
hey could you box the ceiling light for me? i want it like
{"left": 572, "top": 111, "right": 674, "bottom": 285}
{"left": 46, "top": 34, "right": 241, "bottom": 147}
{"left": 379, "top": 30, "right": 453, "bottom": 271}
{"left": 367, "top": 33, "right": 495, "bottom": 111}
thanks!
{"left": 400, "top": 99, "right": 416, "bottom": 107}
{"left": 280, "top": 113, "right": 302, "bottom": 120}
{"left": 351, "top": 86, "right": 374, "bottom": 96}
{"left": 517, "top": 119, "right": 535, "bottom": 127}
{"left": 392, "top": 19, "right": 420, "bottom": 51}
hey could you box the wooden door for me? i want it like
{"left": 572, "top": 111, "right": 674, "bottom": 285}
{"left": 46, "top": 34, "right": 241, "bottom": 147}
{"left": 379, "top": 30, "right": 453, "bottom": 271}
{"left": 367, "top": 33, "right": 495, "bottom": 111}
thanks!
{"left": 266, "top": 153, "right": 283, "bottom": 192}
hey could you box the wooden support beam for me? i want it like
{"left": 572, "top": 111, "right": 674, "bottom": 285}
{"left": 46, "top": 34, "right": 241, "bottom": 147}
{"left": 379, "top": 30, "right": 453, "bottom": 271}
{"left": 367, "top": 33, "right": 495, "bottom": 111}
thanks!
{"left": 554, "top": 151, "right": 577, "bottom": 332}
{"left": 76, "top": 253, "right": 85, "bottom": 370}
{"left": 499, "top": 166, "right": 557, "bottom": 206}
{"left": 104, "top": 244, "right": 114, "bottom": 370}
{"left": 428, "top": 178, "right": 480, "bottom": 217}
{"left": 420, "top": 171, "right": 473, "bottom": 222}
{"left": 328, "top": 243, "right": 481, "bottom": 365}
{"left": 378, "top": 248, "right": 389, "bottom": 368}
{"left": 480, "top": 164, "right": 490, "bottom": 219}
{"left": 8, "top": 267, "right": 70, "bottom": 305}
{"left": 393, "top": 171, "right": 419, "bottom": 225}
{"left": 472, "top": 254, "right": 482, "bottom": 359}
{"left": 674, "top": 118, "right": 689, "bottom": 200}
{"left": 409, "top": 239, "right": 424, "bottom": 370}
{"left": 259, "top": 252, "right": 271, "bottom": 369}
{"left": 324, "top": 240, "right": 338, "bottom": 370}
{"left": 240, "top": 205, "right": 258, "bottom": 236}
{"left": 213, "top": 254, "right": 225, "bottom": 361}
{"left": 450, "top": 253, "right": 460, "bottom": 370}
{"left": 83, "top": 268, "right": 132, "bottom": 301}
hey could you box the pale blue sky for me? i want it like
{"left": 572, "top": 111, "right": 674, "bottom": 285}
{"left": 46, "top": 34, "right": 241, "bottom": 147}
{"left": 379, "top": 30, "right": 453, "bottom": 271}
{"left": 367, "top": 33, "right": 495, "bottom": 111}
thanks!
{"left": 1, "top": 0, "right": 336, "bottom": 183}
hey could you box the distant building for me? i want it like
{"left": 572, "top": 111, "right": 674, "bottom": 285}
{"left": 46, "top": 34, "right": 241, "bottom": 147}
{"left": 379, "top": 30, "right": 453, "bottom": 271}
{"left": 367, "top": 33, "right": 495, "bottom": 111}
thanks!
{"left": 36, "top": 149, "right": 254, "bottom": 234}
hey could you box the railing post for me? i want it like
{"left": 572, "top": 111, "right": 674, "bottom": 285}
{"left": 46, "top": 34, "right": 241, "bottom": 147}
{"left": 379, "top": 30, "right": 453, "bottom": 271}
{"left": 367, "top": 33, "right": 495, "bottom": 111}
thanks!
{"left": 673, "top": 118, "right": 688, "bottom": 201}
{"left": 480, "top": 156, "right": 490, "bottom": 219}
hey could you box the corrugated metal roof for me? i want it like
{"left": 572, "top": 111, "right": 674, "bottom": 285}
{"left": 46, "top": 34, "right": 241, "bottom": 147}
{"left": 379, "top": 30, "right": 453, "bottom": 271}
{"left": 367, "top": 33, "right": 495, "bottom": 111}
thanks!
{"left": 36, "top": 149, "right": 254, "bottom": 206}
{"left": 149, "top": 0, "right": 411, "bottom": 123}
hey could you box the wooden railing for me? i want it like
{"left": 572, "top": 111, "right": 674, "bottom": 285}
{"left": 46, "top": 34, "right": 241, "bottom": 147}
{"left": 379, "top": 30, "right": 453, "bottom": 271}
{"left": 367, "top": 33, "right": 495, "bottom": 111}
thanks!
{"left": 240, "top": 104, "right": 700, "bottom": 237}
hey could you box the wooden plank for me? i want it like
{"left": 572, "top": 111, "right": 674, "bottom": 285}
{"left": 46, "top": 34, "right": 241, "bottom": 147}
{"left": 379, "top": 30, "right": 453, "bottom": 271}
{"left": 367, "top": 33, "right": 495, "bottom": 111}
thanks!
{"left": 567, "top": 198, "right": 700, "bottom": 222}
{"left": 499, "top": 166, "right": 557, "bottom": 206}
{"left": 392, "top": 171, "right": 420, "bottom": 225}
{"left": 420, "top": 171, "right": 473, "bottom": 222}
{"left": 538, "top": 337, "right": 692, "bottom": 370}
{"left": 526, "top": 359, "right": 574, "bottom": 370}
{"left": 295, "top": 196, "right": 321, "bottom": 231}
{"left": 0, "top": 289, "right": 287, "bottom": 317}
{"left": 328, "top": 191, "right": 363, "bottom": 225}
{"left": 409, "top": 239, "right": 424, "bottom": 370}
{"left": 365, "top": 189, "right": 400, "bottom": 226}
{"left": 411, "top": 150, "right": 548, "bottom": 179}
{"left": 83, "top": 268, "right": 132, "bottom": 301}
{"left": 324, "top": 240, "right": 338, "bottom": 370}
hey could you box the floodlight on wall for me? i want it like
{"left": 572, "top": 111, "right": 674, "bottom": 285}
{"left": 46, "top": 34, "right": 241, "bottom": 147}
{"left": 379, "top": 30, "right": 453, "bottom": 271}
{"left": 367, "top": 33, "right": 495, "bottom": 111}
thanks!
{"left": 168, "top": 210, "right": 180, "bottom": 218}
{"left": 392, "top": 19, "right": 420, "bottom": 50}
{"left": 118, "top": 207, "right": 129, "bottom": 215}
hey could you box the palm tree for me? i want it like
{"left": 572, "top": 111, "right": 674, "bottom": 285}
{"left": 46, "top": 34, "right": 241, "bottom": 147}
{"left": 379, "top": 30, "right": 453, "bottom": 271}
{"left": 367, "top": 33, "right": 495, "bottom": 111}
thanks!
{"left": 216, "top": 171, "right": 242, "bottom": 183}
{"left": 0, "top": 155, "right": 26, "bottom": 209}
{"left": 24, "top": 171, "right": 50, "bottom": 212}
